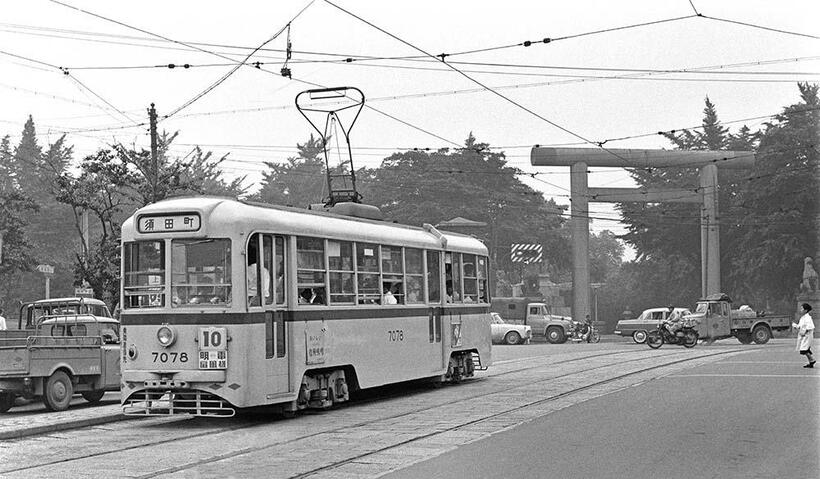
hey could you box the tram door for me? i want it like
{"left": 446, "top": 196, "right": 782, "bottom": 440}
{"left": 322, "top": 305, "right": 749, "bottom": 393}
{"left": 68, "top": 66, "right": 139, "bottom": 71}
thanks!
{"left": 250, "top": 233, "right": 290, "bottom": 394}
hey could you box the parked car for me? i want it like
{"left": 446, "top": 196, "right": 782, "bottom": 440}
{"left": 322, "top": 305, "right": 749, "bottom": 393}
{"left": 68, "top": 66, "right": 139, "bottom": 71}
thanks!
{"left": 614, "top": 307, "right": 691, "bottom": 343}
{"left": 490, "top": 312, "right": 532, "bottom": 345}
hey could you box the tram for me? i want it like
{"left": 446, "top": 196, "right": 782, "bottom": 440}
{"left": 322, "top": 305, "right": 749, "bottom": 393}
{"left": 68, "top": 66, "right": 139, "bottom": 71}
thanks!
{"left": 120, "top": 197, "right": 492, "bottom": 416}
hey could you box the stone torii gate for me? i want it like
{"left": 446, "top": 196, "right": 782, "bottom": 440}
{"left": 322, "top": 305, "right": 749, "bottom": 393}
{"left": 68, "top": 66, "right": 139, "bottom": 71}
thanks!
{"left": 531, "top": 147, "right": 755, "bottom": 321}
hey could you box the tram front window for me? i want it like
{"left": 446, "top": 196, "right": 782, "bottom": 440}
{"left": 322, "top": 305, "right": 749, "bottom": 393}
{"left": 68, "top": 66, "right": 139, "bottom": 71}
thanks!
{"left": 170, "top": 239, "right": 232, "bottom": 307}
{"left": 123, "top": 241, "right": 166, "bottom": 309}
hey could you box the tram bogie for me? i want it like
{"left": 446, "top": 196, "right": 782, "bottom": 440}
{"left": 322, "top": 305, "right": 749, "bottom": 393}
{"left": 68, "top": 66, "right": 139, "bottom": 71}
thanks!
{"left": 119, "top": 197, "right": 492, "bottom": 417}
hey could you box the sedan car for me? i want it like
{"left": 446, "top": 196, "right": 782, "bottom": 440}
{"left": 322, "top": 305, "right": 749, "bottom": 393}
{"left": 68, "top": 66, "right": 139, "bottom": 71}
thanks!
{"left": 614, "top": 307, "right": 691, "bottom": 343}
{"left": 490, "top": 312, "right": 532, "bottom": 345}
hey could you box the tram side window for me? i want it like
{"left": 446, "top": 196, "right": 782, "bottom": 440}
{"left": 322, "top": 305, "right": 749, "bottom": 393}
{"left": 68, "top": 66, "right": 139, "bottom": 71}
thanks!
{"left": 462, "top": 254, "right": 478, "bottom": 302}
{"left": 246, "top": 234, "right": 274, "bottom": 307}
{"left": 328, "top": 240, "right": 354, "bottom": 304}
{"left": 477, "top": 256, "right": 489, "bottom": 303}
{"left": 297, "top": 237, "right": 326, "bottom": 305}
{"left": 356, "top": 243, "right": 380, "bottom": 304}
{"left": 123, "top": 241, "right": 166, "bottom": 309}
{"left": 171, "top": 239, "right": 232, "bottom": 307}
{"left": 274, "top": 236, "right": 286, "bottom": 305}
{"left": 445, "top": 252, "right": 462, "bottom": 303}
{"left": 382, "top": 245, "right": 404, "bottom": 304}
{"left": 405, "top": 248, "right": 424, "bottom": 304}
{"left": 426, "top": 251, "right": 441, "bottom": 303}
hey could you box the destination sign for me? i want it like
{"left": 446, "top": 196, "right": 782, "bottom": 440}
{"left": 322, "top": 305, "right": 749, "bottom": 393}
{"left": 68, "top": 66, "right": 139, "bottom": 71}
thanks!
{"left": 138, "top": 214, "right": 200, "bottom": 233}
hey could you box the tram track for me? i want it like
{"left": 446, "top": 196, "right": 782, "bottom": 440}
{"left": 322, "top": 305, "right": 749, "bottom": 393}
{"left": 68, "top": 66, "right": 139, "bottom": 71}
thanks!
{"left": 0, "top": 346, "right": 750, "bottom": 478}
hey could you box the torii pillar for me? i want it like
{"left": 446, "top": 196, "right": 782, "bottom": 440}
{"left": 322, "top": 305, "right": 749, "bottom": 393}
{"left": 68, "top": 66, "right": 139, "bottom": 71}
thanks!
{"left": 531, "top": 147, "right": 754, "bottom": 321}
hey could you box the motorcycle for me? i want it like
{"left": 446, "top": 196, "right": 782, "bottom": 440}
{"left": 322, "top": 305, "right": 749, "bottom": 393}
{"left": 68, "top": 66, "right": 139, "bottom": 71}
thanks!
{"left": 646, "top": 319, "right": 698, "bottom": 349}
{"left": 568, "top": 320, "right": 601, "bottom": 343}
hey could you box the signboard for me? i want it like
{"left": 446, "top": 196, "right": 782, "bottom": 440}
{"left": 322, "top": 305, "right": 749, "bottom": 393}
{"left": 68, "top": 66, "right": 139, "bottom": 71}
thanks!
{"left": 36, "top": 264, "right": 55, "bottom": 275}
{"left": 198, "top": 327, "right": 228, "bottom": 369}
{"left": 138, "top": 213, "right": 200, "bottom": 233}
{"left": 510, "top": 244, "right": 543, "bottom": 264}
{"left": 74, "top": 287, "right": 94, "bottom": 297}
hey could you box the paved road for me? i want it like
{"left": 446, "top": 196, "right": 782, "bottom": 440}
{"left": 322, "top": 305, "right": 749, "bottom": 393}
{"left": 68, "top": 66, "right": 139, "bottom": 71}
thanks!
{"left": 1, "top": 338, "right": 816, "bottom": 478}
{"left": 385, "top": 339, "right": 820, "bottom": 479}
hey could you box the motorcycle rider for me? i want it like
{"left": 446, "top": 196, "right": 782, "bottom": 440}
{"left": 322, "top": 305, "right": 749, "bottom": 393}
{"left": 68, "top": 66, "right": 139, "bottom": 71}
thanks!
{"left": 579, "top": 314, "right": 592, "bottom": 341}
{"left": 662, "top": 306, "right": 685, "bottom": 337}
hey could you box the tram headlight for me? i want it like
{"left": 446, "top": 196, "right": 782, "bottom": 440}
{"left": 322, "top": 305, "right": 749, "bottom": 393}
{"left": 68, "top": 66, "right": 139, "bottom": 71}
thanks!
{"left": 157, "top": 325, "right": 176, "bottom": 347}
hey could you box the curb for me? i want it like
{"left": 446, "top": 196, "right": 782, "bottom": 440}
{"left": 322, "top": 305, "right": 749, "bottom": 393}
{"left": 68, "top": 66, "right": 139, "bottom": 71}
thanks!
{"left": 0, "top": 411, "right": 128, "bottom": 441}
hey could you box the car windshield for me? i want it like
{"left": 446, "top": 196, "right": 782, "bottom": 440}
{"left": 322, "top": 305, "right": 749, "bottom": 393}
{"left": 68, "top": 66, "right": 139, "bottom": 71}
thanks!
{"left": 491, "top": 313, "right": 505, "bottom": 324}
{"left": 695, "top": 303, "right": 708, "bottom": 313}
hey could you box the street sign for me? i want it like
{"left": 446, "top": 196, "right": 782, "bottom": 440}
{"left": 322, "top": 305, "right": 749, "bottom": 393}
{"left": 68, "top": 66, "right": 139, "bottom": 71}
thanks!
{"left": 36, "top": 264, "right": 55, "bottom": 275}
{"left": 74, "top": 287, "right": 94, "bottom": 297}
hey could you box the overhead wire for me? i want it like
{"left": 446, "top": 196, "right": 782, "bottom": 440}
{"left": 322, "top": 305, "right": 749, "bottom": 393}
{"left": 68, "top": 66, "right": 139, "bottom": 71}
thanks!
{"left": 321, "top": 0, "right": 643, "bottom": 169}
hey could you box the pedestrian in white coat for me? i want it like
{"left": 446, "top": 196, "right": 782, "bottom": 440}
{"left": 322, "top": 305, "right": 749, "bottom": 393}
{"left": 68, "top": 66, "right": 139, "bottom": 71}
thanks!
{"left": 792, "top": 303, "right": 816, "bottom": 368}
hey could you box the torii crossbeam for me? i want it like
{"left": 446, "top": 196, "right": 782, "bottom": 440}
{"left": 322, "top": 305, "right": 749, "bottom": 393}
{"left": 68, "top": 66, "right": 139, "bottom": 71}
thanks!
{"left": 531, "top": 147, "right": 755, "bottom": 321}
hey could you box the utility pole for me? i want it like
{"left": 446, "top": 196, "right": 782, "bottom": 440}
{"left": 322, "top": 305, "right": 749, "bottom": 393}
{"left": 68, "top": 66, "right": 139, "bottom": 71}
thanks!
{"left": 148, "top": 103, "right": 159, "bottom": 204}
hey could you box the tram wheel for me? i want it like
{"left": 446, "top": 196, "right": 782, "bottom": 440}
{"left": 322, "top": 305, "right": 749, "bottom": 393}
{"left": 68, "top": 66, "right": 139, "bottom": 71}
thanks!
{"left": 0, "top": 393, "right": 14, "bottom": 413}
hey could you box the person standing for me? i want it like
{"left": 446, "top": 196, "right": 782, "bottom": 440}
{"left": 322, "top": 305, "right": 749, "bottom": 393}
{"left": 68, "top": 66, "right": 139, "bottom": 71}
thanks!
{"left": 793, "top": 303, "right": 816, "bottom": 368}
{"left": 0, "top": 308, "right": 6, "bottom": 330}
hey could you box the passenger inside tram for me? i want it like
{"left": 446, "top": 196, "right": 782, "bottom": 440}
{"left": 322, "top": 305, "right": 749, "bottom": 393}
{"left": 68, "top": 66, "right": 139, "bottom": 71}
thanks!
{"left": 299, "top": 288, "right": 325, "bottom": 304}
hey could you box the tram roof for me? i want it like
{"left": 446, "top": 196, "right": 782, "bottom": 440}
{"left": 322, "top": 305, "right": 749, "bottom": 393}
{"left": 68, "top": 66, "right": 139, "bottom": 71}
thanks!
{"left": 123, "top": 196, "right": 488, "bottom": 254}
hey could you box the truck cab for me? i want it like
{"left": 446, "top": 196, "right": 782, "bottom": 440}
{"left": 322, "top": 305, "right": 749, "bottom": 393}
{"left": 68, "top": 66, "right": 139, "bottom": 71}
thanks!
{"left": 490, "top": 297, "right": 574, "bottom": 343}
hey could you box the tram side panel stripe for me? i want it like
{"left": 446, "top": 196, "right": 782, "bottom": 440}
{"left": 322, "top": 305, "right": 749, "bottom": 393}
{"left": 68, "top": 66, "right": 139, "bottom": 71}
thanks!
{"left": 120, "top": 306, "right": 489, "bottom": 325}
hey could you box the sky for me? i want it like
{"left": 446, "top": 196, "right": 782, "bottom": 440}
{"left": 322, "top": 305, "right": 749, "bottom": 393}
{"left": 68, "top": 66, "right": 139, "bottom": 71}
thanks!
{"left": 1, "top": 0, "right": 818, "bottom": 244}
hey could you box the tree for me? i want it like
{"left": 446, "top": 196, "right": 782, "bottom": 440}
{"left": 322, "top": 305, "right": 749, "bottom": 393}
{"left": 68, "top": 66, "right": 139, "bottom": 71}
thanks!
{"left": 54, "top": 136, "right": 248, "bottom": 307}
{"left": 730, "top": 82, "right": 819, "bottom": 308}
{"left": 116, "top": 131, "right": 247, "bottom": 207}
{"left": 619, "top": 96, "right": 760, "bottom": 304}
{"left": 589, "top": 230, "right": 624, "bottom": 284}
{"left": 360, "top": 133, "right": 568, "bottom": 284}
{"left": 253, "top": 134, "right": 327, "bottom": 207}
{"left": 55, "top": 150, "right": 136, "bottom": 305}
{"left": 0, "top": 190, "right": 38, "bottom": 312}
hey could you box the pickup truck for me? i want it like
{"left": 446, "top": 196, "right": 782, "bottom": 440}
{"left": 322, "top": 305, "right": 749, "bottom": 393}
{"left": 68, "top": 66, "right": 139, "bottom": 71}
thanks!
{"left": 490, "top": 297, "right": 574, "bottom": 343}
{"left": 0, "top": 314, "right": 121, "bottom": 412}
{"left": 614, "top": 307, "right": 691, "bottom": 344}
{"left": 687, "top": 293, "right": 790, "bottom": 344}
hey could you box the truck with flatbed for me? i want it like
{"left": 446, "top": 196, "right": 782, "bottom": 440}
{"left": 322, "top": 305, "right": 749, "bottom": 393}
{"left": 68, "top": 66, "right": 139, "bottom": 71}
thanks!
{"left": 686, "top": 293, "right": 790, "bottom": 344}
{"left": 490, "top": 297, "right": 574, "bottom": 343}
{"left": 0, "top": 313, "right": 121, "bottom": 413}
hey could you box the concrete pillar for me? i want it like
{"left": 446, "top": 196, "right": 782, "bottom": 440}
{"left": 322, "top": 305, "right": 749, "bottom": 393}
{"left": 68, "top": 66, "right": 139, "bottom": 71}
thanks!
{"left": 699, "top": 164, "right": 720, "bottom": 295}
{"left": 570, "top": 162, "right": 590, "bottom": 321}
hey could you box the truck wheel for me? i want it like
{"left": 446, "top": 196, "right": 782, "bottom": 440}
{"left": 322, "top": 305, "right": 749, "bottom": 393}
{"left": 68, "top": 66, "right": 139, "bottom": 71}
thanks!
{"left": 546, "top": 326, "right": 565, "bottom": 344}
{"left": 632, "top": 331, "right": 647, "bottom": 344}
{"left": 752, "top": 325, "right": 771, "bottom": 344}
{"left": 504, "top": 331, "right": 522, "bottom": 345}
{"left": 736, "top": 332, "right": 753, "bottom": 344}
{"left": 81, "top": 390, "right": 106, "bottom": 404}
{"left": 43, "top": 370, "right": 73, "bottom": 411}
{"left": 0, "top": 393, "right": 14, "bottom": 413}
